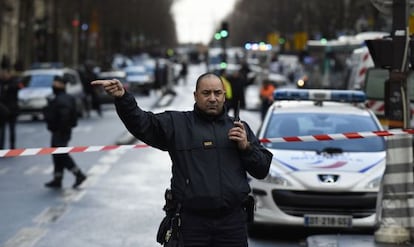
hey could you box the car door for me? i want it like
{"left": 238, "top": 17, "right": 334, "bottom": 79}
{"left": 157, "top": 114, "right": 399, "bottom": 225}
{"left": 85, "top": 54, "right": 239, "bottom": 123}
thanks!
{"left": 63, "top": 71, "right": 86, "bottom": 117}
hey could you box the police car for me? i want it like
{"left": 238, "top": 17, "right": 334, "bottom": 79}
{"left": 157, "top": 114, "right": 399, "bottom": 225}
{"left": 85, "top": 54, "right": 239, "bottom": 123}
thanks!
{"left": 249, "top": 89, "right": 386, "bottom": 233}
{"left": 18, "top": 65, "right": 86, "bottom": 120}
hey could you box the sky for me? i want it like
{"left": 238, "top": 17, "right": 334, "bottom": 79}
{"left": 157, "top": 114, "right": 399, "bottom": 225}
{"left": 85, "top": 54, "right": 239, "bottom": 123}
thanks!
{"left": 171, "top": 0, "right": 238, "bottom": 44}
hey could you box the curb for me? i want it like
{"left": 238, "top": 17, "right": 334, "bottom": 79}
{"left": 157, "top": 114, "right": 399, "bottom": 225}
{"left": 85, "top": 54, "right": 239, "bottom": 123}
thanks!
{"left": 307, "top": 234, "right": 412, "bottom": 247}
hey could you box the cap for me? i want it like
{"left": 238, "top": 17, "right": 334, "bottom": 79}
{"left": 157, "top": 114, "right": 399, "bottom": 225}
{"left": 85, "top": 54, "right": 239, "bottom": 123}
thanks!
{"left": 53, "top": 75, "right": 67, "bottom": 84}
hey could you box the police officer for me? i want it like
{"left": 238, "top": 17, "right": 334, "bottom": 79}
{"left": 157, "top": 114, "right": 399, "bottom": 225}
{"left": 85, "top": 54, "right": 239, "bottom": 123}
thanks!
{"left": 43, "top": 76, "right": 87, "bottom": 189}
{"left": 92, "top": 72, "right": 272, "bottom": 246}
{"left": 0, "top": 68, "right": 20, "bottom": 149}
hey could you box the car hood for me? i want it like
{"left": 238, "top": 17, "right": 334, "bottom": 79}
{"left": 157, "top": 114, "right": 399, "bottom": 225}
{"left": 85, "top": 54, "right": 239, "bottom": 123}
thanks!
{"left": 19, "top": 87, "right": 52, "bottom": 99}
{"left": 127, "top": 74, "right": 151, "bottom": 82}
{"left": 269, "top": 149, "right": 385, "bottom": 174}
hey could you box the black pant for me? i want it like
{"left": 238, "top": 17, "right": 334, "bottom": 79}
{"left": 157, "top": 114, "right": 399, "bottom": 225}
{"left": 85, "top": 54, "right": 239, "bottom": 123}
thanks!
{"left": 0, "top": 116, "right": 16, "bottom": 149}
{"left": 180, "top": 208, "right": 248, "bottom": 247}
{"left": 51, "top": 131, "right": 80, "bottom": 179}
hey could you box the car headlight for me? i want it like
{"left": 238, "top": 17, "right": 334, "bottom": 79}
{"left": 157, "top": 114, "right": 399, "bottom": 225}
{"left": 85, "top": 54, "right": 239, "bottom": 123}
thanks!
{"left": 263, "top": 166, "right": 292, "bottom": 186}
{"left": 365, "top": 176, "right": 382, "bottom": 189}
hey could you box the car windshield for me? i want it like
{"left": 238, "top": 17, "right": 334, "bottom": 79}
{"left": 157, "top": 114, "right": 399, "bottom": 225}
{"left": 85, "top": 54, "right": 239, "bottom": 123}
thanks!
{"left": 126, "top": 71, "right": 146, "bottom": 76}
{"left": 263, "top": 112, "right": 385, "bottom": 152}
{"left": 23, "top": 74, "right": 54, "bottom": 88}
{"left": 125, "top": 66, "right": 146, "bottom": 75}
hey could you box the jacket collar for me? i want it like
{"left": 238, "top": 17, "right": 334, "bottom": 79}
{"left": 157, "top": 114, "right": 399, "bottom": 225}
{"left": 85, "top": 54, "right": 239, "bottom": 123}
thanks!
{"left": 193, "top": 104, "right": 227, "bottom": 122}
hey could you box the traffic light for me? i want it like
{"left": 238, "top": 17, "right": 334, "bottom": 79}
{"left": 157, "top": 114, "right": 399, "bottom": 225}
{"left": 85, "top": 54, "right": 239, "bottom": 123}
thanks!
{"left": 366, "top": 38, "right": 393, "bottom": 69}
{"left": 220, "top": 21, "right": 229, "bottom": 39}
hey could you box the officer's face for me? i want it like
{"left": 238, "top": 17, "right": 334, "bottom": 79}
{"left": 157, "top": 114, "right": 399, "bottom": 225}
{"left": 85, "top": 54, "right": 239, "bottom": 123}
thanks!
{"left": 194, "top": 75, "right": 225, "bottom": 116}
{"left": 52, "top": 80, "right": 65, "bottom": 89}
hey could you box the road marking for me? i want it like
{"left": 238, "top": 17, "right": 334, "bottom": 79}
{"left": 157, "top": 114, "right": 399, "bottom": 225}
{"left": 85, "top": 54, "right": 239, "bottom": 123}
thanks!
{"left": 89, "top": 163, "right": 111, "bottom": 175}
{"left": 34, "top": 205, "right": 68, "bottom": 224}
{"left": 42, "top": 166, "right": 53, "bottom": 175}
{"left": 98, "top": 153, "right": 121, "bottom": 163}
{"left": 62, "top": 189, "right": 86, "bottom": 202}
{"left": 0, "top": 167, "right": 9, "bottom": 174}
{"left": 73, "top": 126, "right": 93, "bottom": 133}
{"left": 3, "top": 227, "right": 47, "bottom": 247}
{"left": 23, "top": 166, "right": 43, "bottom": 175}
{"left": 2, "top": 148, "right": 124, "bottom": 246}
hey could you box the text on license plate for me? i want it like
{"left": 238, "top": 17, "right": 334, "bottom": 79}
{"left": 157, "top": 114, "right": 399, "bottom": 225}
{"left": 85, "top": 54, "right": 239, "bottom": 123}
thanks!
{"left": 304, "top": 214, "right": 352, "bottom": 228}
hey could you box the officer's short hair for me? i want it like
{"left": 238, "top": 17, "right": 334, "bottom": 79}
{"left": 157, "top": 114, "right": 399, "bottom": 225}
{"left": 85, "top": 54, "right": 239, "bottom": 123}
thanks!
{"left": 195, "top": 72, "right": 223, "bottom": 90}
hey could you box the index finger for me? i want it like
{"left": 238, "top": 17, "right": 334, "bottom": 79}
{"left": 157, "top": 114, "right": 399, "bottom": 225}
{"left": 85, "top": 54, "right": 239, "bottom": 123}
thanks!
{"left": 90, "top": 79, "right": 115, "bottom": 86}
{"left": 233, "top": 121, "right": 244, "bottom": 129}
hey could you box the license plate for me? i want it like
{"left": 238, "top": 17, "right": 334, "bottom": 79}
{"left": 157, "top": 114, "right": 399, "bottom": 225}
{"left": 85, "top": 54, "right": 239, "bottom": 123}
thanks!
{"left": 304, "top": 214, "right": 352, "bottom": 228}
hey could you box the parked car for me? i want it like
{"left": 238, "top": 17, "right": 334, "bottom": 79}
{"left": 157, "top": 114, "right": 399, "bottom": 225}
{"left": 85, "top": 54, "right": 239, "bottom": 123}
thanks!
{"left": 18, "top": 67, "right": 86, "bottom": 120}
{"left": 249, "top": 88, "right": 386, "bottom": 235}
{"left": 123, "top": 65, "right": 155, "bottom": 95}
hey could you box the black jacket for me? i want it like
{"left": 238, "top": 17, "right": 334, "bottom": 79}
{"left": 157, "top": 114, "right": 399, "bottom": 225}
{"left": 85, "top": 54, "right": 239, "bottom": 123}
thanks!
{"left": 43, "top": 91, "right": 76, "bottom": 133}
{"left": 115, "top": 92, "right": 272, "bottom": 210}
{"left": 0, "top": 76, "right": 20, "bottom": 117}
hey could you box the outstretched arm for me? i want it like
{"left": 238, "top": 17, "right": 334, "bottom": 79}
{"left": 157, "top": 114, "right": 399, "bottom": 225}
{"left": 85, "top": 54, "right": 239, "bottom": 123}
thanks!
{"left": 91, "top": 79, "right": 125, "bottom": 98}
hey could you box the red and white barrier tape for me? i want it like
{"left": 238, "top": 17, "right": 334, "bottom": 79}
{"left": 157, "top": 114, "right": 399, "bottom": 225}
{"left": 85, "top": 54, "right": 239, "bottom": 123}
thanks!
{"left": 1, "top": 129, "right": 414, "bottom": 158}
{"left": 0, "top": 144, "right": 149, "bottom": 158}
{"left": 260, "top": 129, "right": 414, "bottom": 143}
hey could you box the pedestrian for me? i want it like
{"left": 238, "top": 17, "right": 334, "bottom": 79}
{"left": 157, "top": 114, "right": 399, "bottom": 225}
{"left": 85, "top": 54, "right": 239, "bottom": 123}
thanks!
{"left": 43, "top": 76, "right": 87, "bottom": 189}
{"left": 259, "top": 79, "right": 276, "bottom": 120}
{"left": 0, "top": 68, "right": 20, "bottom": 149}
{"left": 0, "top": 102, "right": 8, "bottom": 149}
{"left": 227, "top": 69, "right": 247, "bottom": 110}
{"left": 176, "top": 59, "right": 188, "bottom": 85}
{"left": 239, "top": 60, "right": 251, "bottom": 85}
{"left": 91, "top": 72, "right": 272, "bottom": 247}
{"left": 218, "top": 69, "right": 233, "bottom": 115}
{"left": 80, "top": 61, "right": 101, "bottom": 117}
{"left": 269, "top": 53, "right": 283, "bottom": 74}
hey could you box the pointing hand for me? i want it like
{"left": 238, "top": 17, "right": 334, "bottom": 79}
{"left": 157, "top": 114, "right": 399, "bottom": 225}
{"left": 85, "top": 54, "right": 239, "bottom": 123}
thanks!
{"left": 91, "top": 79, "right": 125, "bottom": 98}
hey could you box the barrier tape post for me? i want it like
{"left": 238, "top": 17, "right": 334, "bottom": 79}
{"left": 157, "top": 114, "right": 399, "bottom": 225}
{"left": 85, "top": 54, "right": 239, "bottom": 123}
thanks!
{"left": 374, "top": 134, "right": 414, "bottom": 244}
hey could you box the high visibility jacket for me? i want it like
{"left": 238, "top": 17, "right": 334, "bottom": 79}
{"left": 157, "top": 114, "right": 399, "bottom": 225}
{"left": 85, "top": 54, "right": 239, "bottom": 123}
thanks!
{"left": 220, "top": 76, "right": 232, "bottom": 100}
{"left": 260, "top": 84, "right": 276, "bottom": 101}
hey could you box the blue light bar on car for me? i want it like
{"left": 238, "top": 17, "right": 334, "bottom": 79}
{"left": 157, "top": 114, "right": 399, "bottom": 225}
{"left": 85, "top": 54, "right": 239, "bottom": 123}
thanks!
{"left": 273, "top": 89, "right": 366, "bottom": 103}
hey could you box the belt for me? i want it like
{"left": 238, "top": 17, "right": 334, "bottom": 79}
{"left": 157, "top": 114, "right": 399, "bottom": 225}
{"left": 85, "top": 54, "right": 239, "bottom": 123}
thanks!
{"left": 183, "top": 206, "right": 241, "bottom": 218}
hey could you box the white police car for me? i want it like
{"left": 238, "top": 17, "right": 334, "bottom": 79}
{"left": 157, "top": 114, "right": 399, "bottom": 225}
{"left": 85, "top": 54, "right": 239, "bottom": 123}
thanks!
{"left": 249, "top": 89, "right": 386, "bottom": 233}
{"left": 18, "top": 66, "right": 86, "bottom": 119}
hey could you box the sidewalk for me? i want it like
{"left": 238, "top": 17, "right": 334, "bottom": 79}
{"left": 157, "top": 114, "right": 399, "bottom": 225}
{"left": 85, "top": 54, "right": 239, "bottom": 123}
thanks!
{"left": 307, "top": 234, "right": 413, "bottom": 247}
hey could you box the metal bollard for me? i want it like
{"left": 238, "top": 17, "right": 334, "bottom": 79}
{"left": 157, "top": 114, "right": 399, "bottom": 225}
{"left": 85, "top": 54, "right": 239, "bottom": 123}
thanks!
{"left": 375, "top": 134, "right": 414, "bottom": 244}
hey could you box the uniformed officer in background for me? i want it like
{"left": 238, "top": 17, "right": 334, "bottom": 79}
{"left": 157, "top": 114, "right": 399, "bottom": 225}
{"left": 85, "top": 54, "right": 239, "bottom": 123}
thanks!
{"left": 43, "top": 76, "right": 87, "bottom": 189}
